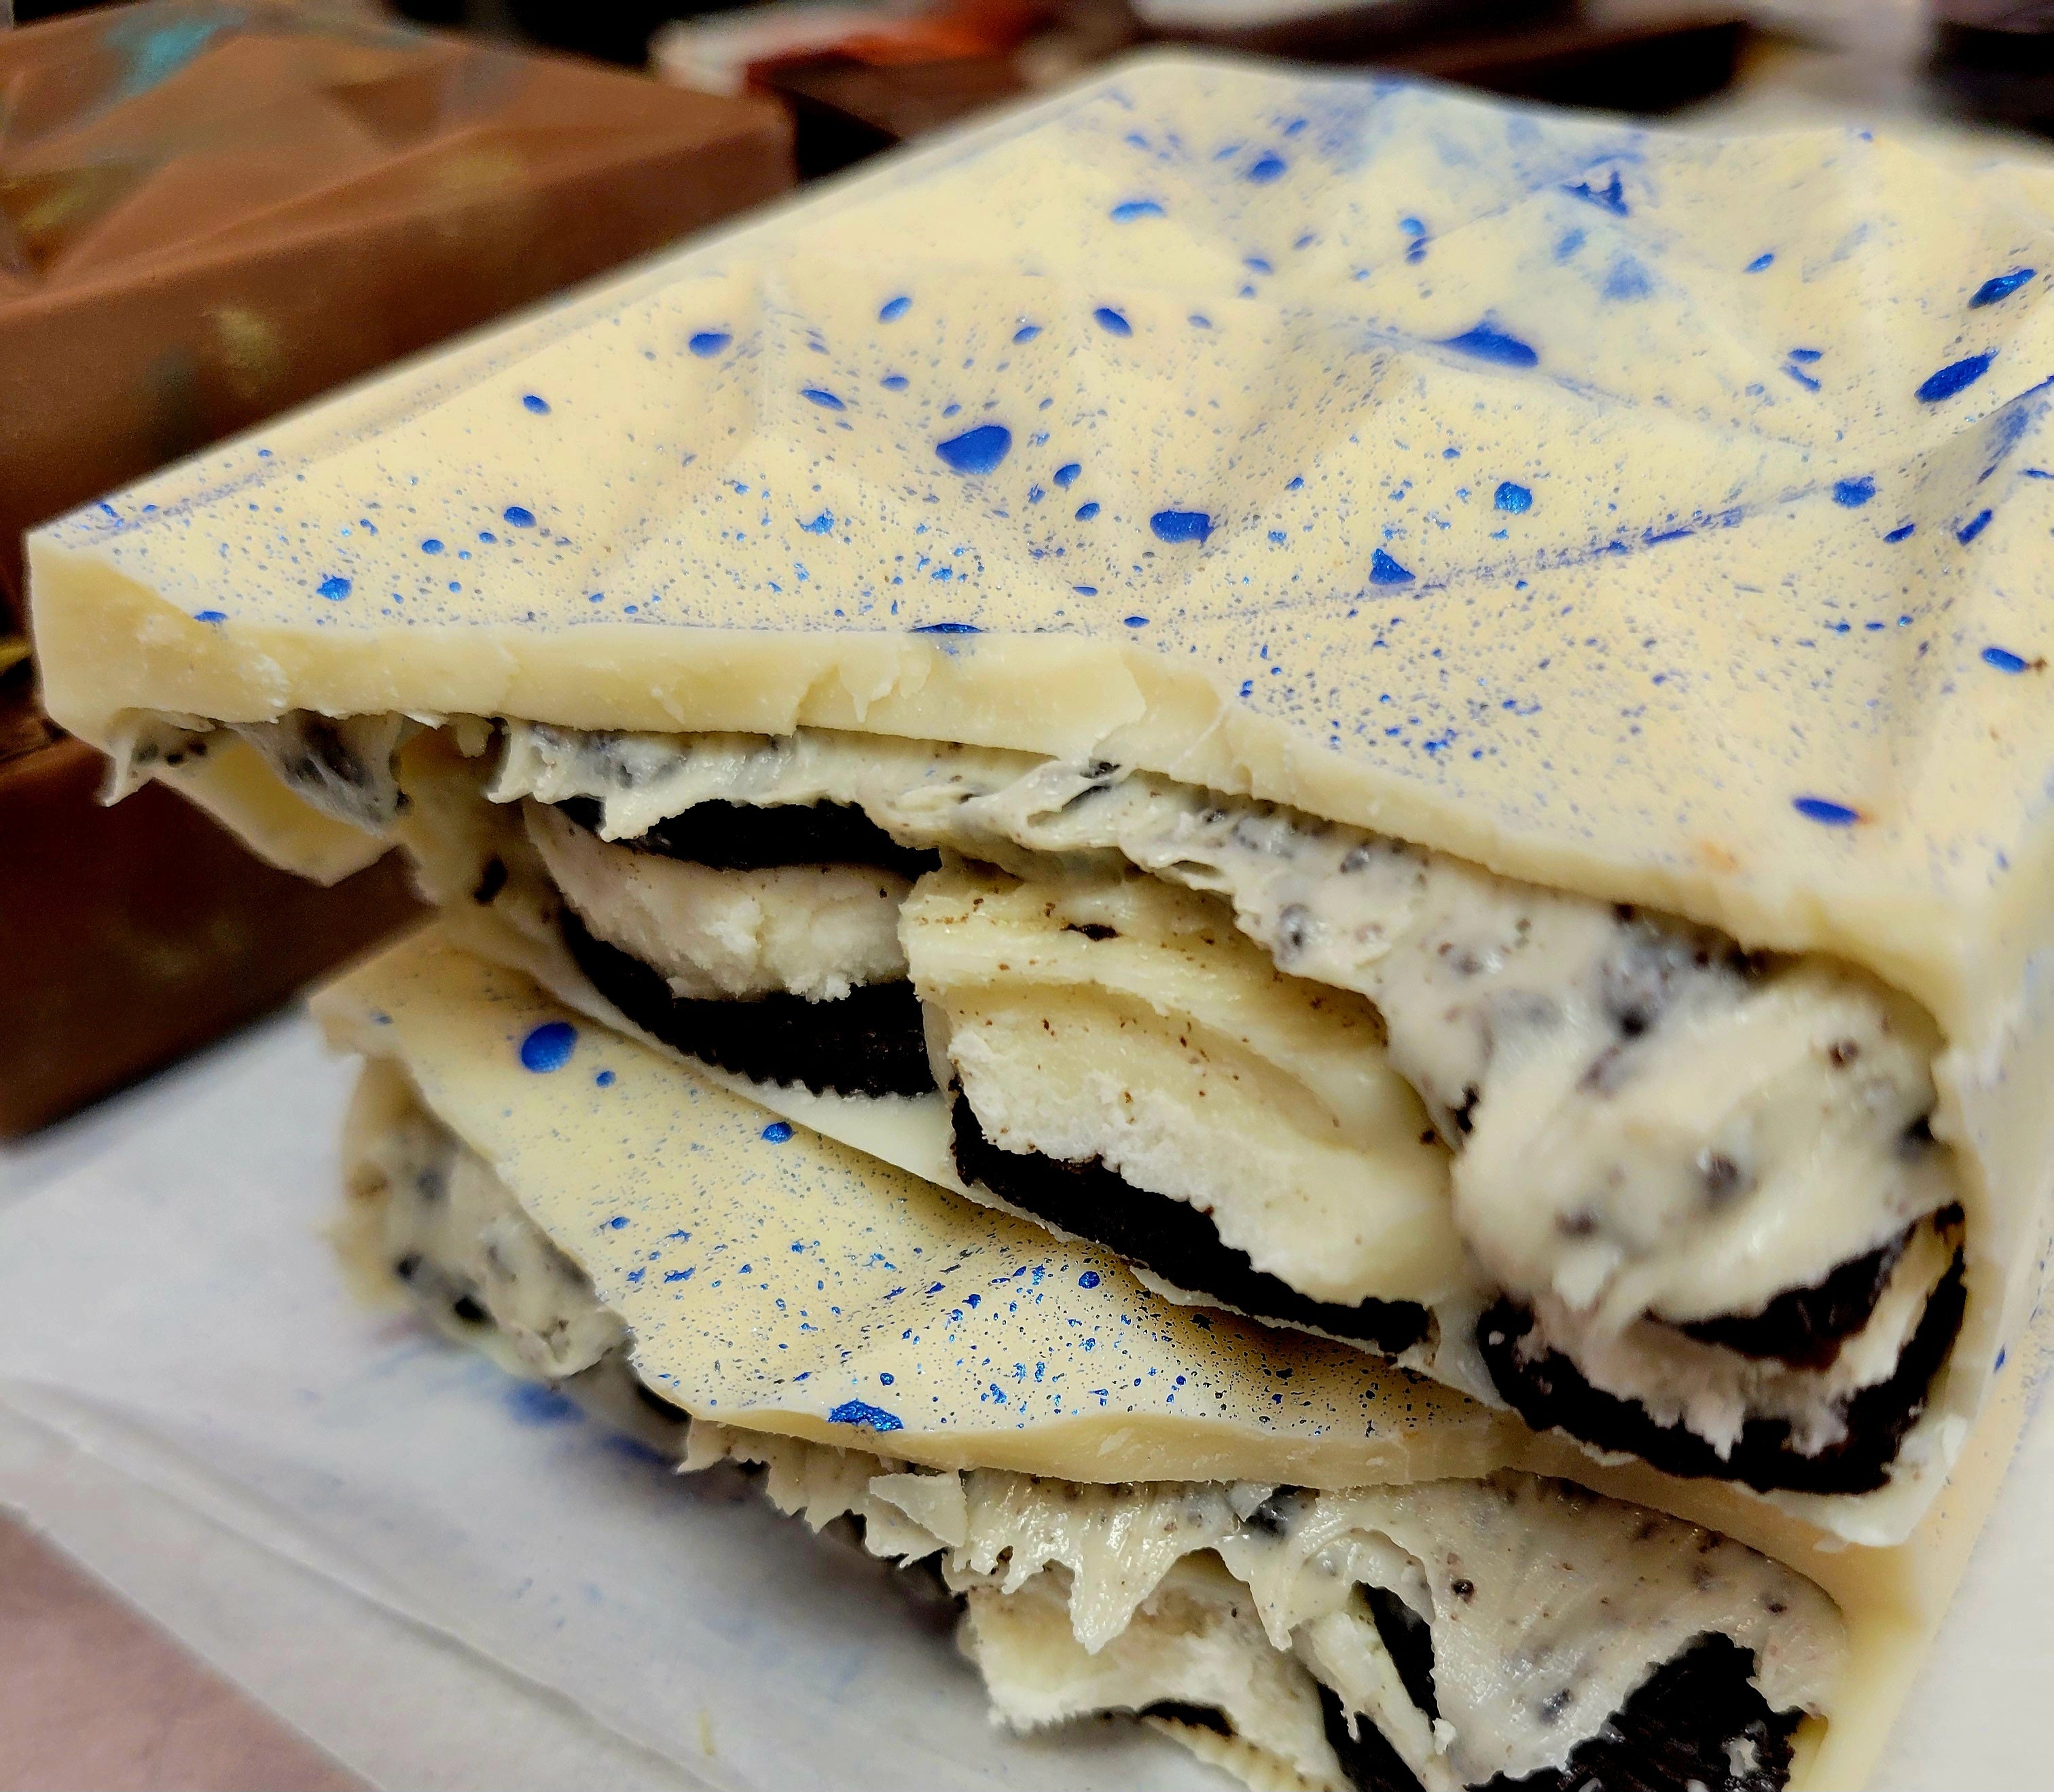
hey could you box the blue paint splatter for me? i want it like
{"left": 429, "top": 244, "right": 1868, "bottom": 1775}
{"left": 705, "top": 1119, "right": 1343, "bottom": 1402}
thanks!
{"left": 1793, "top": 797, "right": 1862, "bottom": 826}
{"left": 1053, "top": 462, "right": 1081, "bottom": 487}
{"left": 522, "top": 393, "right": 551, "bottom": 415}
{"left": 503, "top": 506, "right": 536, "bottom": 528}
{"left": 762, "top": 1121, "right": 793, "bottom": 1143}
{"left": 1013, "top": 324, "right": 1041, "bottom": 344}
{"left": 520, "top": 1021, "right": 577, "bottom": 1072}
{"left": 1094, "top": 308, "right": 1132, "bottom": 337}
{"left": 1746, "top": 251, "right": 1775, "bottom": 272}
{"left": 1832, "top": 477, "right": 1875, "bottom": 508}
{"left": 1494, "top": 481, "right": 1532, "bottom": 513}
{"left": 1110, "top": 199, "right": 1164, "bottom": 221}
{"left": 1246, "top": 154, "right": 1287, "bottom": 183}
{"left": 914, "top": 621, "right": 981, "bottom": 634}
{"left": 420, "top": 538, "right": 444, "bottom": 555}
{"left": 1150, "top": 509, "right": 1212, "bottom": 543}
{"left": 878, "top": 294, "right": 912, "bottom": 321}
{"left": 1123, "top": 614, "right": 1149, "bottom": 627}
{"left": 827, "top": 1401, "right": 903, "bottom": 1431}
{"left": 1440, "top": 323, "right": 1538, "bottom": 368}
{"left": 195, "top": 609, "right": 226, "bottom": 623}
{"left": 1916, "top": 352, "right": 1994, "bottom": 403}
{"left": 801, "top": 388, "right": 846, "bottom": 410}
{"left": 1970, "top": 268, "right": 2035, "bottom": 308}
{"left": 1369, "top": 549, "right": 1414, "bottom": 585}
{"left": 687, "top": 331, "right": 730, "bottom": 356}
{"left": 1564, "top": 170, "right": 1627, "bottom": 215}
{"left": 1078, "top": 1270, "right": 1102, "bottom": 1288}
{"left": 317, "top": 575, "right": 350, "bottom": 600}
{"left": 1885, "top": 522, "right": 1916, "bottom": 542}
{"left": 1958, "top": 509, "right": 1994, "bottom": 544}
{"left": 1983, "top": 646, "right": 2032, "bottom": 672}
{"left": 800, "top": 511, "right": 833, "bottom": 534}
{"left": 1075, "top": 501, "right": 1101, "bottom": 520}
{"left": 505, "top": 1383, "right": 579, "bottom": 1425}
{"left": 936, "top": 424, "right": 1012, "bottom": 475}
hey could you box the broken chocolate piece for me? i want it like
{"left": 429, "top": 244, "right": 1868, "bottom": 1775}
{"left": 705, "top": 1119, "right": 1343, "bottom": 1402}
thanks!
{"left": 562, "top": 907, "right": 935, "bottom": 1098}
{"left": 950, "top": 1095, "right": 1433, "bottom": 1357}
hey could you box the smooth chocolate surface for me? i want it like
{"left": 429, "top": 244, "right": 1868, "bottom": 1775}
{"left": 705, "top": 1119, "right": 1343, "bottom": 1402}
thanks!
{"left": 556, "top": 795, "right": 939, "bottom": 879}
{"left": 562, "top": 905, "right": 937, "bottom": 1098}
{"left": 949, "top": 1094, "right": 1434, "bottom": 1357}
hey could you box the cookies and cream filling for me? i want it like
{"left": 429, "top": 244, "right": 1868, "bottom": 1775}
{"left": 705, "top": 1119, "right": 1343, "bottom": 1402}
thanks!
{"left": 346, "top": 1071, "right": 1845, "bottom": 1792}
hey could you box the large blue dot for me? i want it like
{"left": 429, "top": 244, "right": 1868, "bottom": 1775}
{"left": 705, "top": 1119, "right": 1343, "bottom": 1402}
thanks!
{"left": 801, "top": 387, "right": 846, "bottom": 410}
{"left": 1246, "top": 154, "right": 1287, "bottom": 183}
{"left": 1915, "top": 352, "right": 1994, "bottom": 403}
{"left": 1832, "top": 477, "right": 1875, "bottom": 508}
{"left": 935, "top": 424, "right": 1012, "bottom": 475}
{"left": 1150, "top": 509, "right": 1212, "bottom": 543}
{"left": 317, "top": 575, "right": 351, "bottom": 600}
{"left": 520, "top": 1021, "right": 577, "bottom": 1072}
{"left": 503, "top": 505, "right": 536, "bottom": 528}
{"left": 1093, "top": 307, "right": 1132, "bottom": 337}
{"left": 688, "top": 331, "right": 731, "bottom": 356}
{"left": 1369, "top": 549, "right": 1415, "bottom": 585}
{"left": 1494, "top": 482, "right": 1532, "bottom": 514}
{"left": 1792, "top": 796, "right": 1861, "bottom": 826}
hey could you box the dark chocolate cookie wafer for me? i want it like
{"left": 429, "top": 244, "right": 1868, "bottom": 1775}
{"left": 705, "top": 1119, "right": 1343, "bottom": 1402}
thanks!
{"left": 1678, "top": 1217, "right": 1932, "bottom": 1369}
{"left": 556, "top": 796, "right": 939, "bottom": 878}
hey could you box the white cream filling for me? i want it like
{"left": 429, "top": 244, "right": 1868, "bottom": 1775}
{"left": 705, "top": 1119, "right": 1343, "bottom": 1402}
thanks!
{"left": 524, "top": 800, "right": 909, "bottom": 1002}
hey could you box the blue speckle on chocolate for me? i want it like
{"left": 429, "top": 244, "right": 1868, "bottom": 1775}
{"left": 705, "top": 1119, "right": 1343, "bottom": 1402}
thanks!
{"left": 1012, "top": 323, "right": 1040, "bottom": 343}
{"left": 1079, "top": 1270, "right": 1101, "bottom": 1288}
{"left": 195, "top": 609, "right": 226, "bottom": 623}
{"left": 1832, "top": 477, "right": 1875, "bottom": 507}
{"left": 1494, "top": 481, "right": 1532, "bottom": 513}
{"left": 913, "top": 621, "right": 981, "bottom": 634}
{"left": 1150, "top": 509, "right": 1212, "bottom": 543}
{"left": 1370, "top": 549, "right": 1414, "bottom": 585}
{"left": 1093, "top": 307, "right": 1132, "bottom": 336}
{"left": 762, "top": 1121, "right": 793, "bottom": 1142}
{"left": 1886, "top": 522, "right": 1916, "bottom": 542}
{"left": 317, "top": 576, "right": 350, "bottom": 600}
{"left": 878, "top": 294, "right": 912, "bottom": 321}
{"left": 1794, "top": 797, "right": 1862, "bottom": 826}
{"left": 1746, "top": 251, "right": 1774, "bottom": 271}
{"left": 1983, "top": 646, "right": 2031, "bottom": 672}
{"left": 519, "top": 1021, "right": 577, "bottom": 1072}
{"left": 1917, "top": 352, "right": 1994, "bottom": 403}
{"left": 801, "top": 387, "right": 846, "bottom": 409}
{"left": 801, "top": 511, "right": 833, "bottom": 534}
{"left": 1788, "top": 348, "right": 1823, "bottom": 364}
{"left": 503, "top": 506, "right": 536, "bottom": 528}
{"left": 827, "top": 1400, "right": 904, "bottom": 1431}
{"left": 1124, "top": 614, "right": 1149, "bottom": 627}
{"left": 1786, "top": 365, "right": 1820, "bottom": 391}
{"left": 607, "top": 1214, "right": 629, "bottom": 1229}
{"left": 1075, "top": 501, "right": 1101, "bottom": 519}
{"left": 880, "top": 374, "right": 909, "bottom": 390}
{"left": 1110, "top": 199, "right": 1165, "bottom": 221}
{"left": 420, "top": 538, "right": 444, "bottom": 555}
{"left": 1053, "top": 462, "right": 1081, "bottom": 487}
{"left": 936, "top": 423, "right": 1013, "bottom": 475}
{"left": 1958, "top": 509, "right": 1994, "bottom": 544}
{"left": 1440, "top": 323, "right": 1538, "bottom": 367}
{"left": 1075, "top": 584, "right": 1098, "bottom": 595}
{"left": 1564, "top": 169, "right": 1627, "bottom": 215}
{"left": 1246, "top": 153, "right": 1287, "bottom": 183}
{"left": 687, "top": 331, "right": 730, "bottom": 356}
{"left": 1970, "top": 268, "right": 2035, "bottom": 308}
{"left": 594, "top": 1069, "right": 615, "bottom": 1086}
{"left": 521, "top": 393, "right": 550, "bottom": 414}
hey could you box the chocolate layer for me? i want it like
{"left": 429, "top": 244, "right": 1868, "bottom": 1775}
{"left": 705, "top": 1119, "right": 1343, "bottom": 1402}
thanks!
{"left": 1477, "top": 1250, "right": 1968, "bottom": 1495}
{"left": 555, "top": 796, "right": 939, "bottom": 879}
{"left": 562, "top": 907, "right": 936, "bottom": 1098}
{"left": 949, "top": 1095, "right": 1433, "bottom": 1358}
{"left": 1678, "top": 1219, "right": 1920, "bottom": 1369}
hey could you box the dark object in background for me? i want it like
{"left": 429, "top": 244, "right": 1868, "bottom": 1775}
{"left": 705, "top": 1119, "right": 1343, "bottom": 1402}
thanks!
{"left": 1, "top": 0, "right": 795, "bottom": 1134}
{"left": 771, "top": 54, "right": 1033, "bottom": 181}
{"left": 1934, "top": 1, "right": 2054, "bottom": 136}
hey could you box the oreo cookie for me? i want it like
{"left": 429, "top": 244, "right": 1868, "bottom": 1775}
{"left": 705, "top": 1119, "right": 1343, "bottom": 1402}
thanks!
{"left": 562, "top": 907, "right": 936, "bottom": 1098}
{"left": 1678, "top": 1219, "right": 1924, "bottom": 1369}
{"left": 949, "top": 1095, "right": 1433, "bottom": 1358}
{"left": 1477, "top": 1249, "right": 1967, "bottom": 1495}
{"left": 555, "top": 795, "right": 939, "bottom": 878}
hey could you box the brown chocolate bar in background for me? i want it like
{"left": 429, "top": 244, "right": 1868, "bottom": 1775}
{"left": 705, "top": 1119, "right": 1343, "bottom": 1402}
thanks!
{"left": 2, "top": 0, "right": 795, "bottom": 1136}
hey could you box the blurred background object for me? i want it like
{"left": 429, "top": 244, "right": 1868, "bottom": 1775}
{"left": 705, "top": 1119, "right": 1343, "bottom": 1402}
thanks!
{"left": 1, "top": 0, "right": 793, "bottom": 1135}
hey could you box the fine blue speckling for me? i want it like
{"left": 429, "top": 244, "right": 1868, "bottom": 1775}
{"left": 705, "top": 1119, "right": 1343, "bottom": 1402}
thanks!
{"left": 1970, "top": 268, "right": 2035, "bottom": 308}
{"left": 519, "top": 1021, "right": 577, "bottom": 1072}
{"left": 1440, "top": 323, "right": 1538, "bottom": 368}
{"left": 1094, "top": 308, "right": 1132, "bottom": 336}
{"left": 194, "top": 609, "right": 226, "bottom": 623}
{"left": 801, "top": 388, "right": 846, "bottom": 410}
{"left": 878, "top": 295, "right": 912, "bottom": 321}
{"left": 503, "top": 506, "right": 536, "bottom": 528}
{"left": 687, "top": 331, "right": 730, "bottom": 357}
{"left": 827, "top": 1400, "right": 903, "bottom": 1431}
{"left": 1110, "top": 200, "right": 1165, "bottom": 221}
{"left": 1958, "top": 509, "right": 1994, "bottom": 545}
{"left": 1832, "top": 477, "right": 1875, "bottom": 508}
{"left": 1794, "top": 797, "right": 1862, "bottom": 826}
{"left": 1246, "top": 154, "right": 1287, "bottom": 183}
{"left": 762, "top": 1121, "right": 793, "bottom": 1143}
{"left": 1494, "top": 481, "right": 1532, "bottom": 513}
{"left": 1746, "top": 251, "right": 1775, "bottom": 272}
{"left": 1886, "top": 523, "right": 1917, "bottom": 542}
{"left": 1983, "top": 646, "right": 2032, "bottom": 673}
{"left": 1369, "top": 549, "right": 1414, "bottom": 585}
{"left": 1916, "top": 352, "right": 1994, "bottom": 403}
{"left": 522, "top": 393, "right": 551, "bottom": 415}
{"left": 936, "top": 424, "right": 1013, "bottom": 475}
{"left": 1149, "top": 509, "right": 1212, "bottom": 543}
{"left": 317, "top": 575, "right": 350, "bottom": 600}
